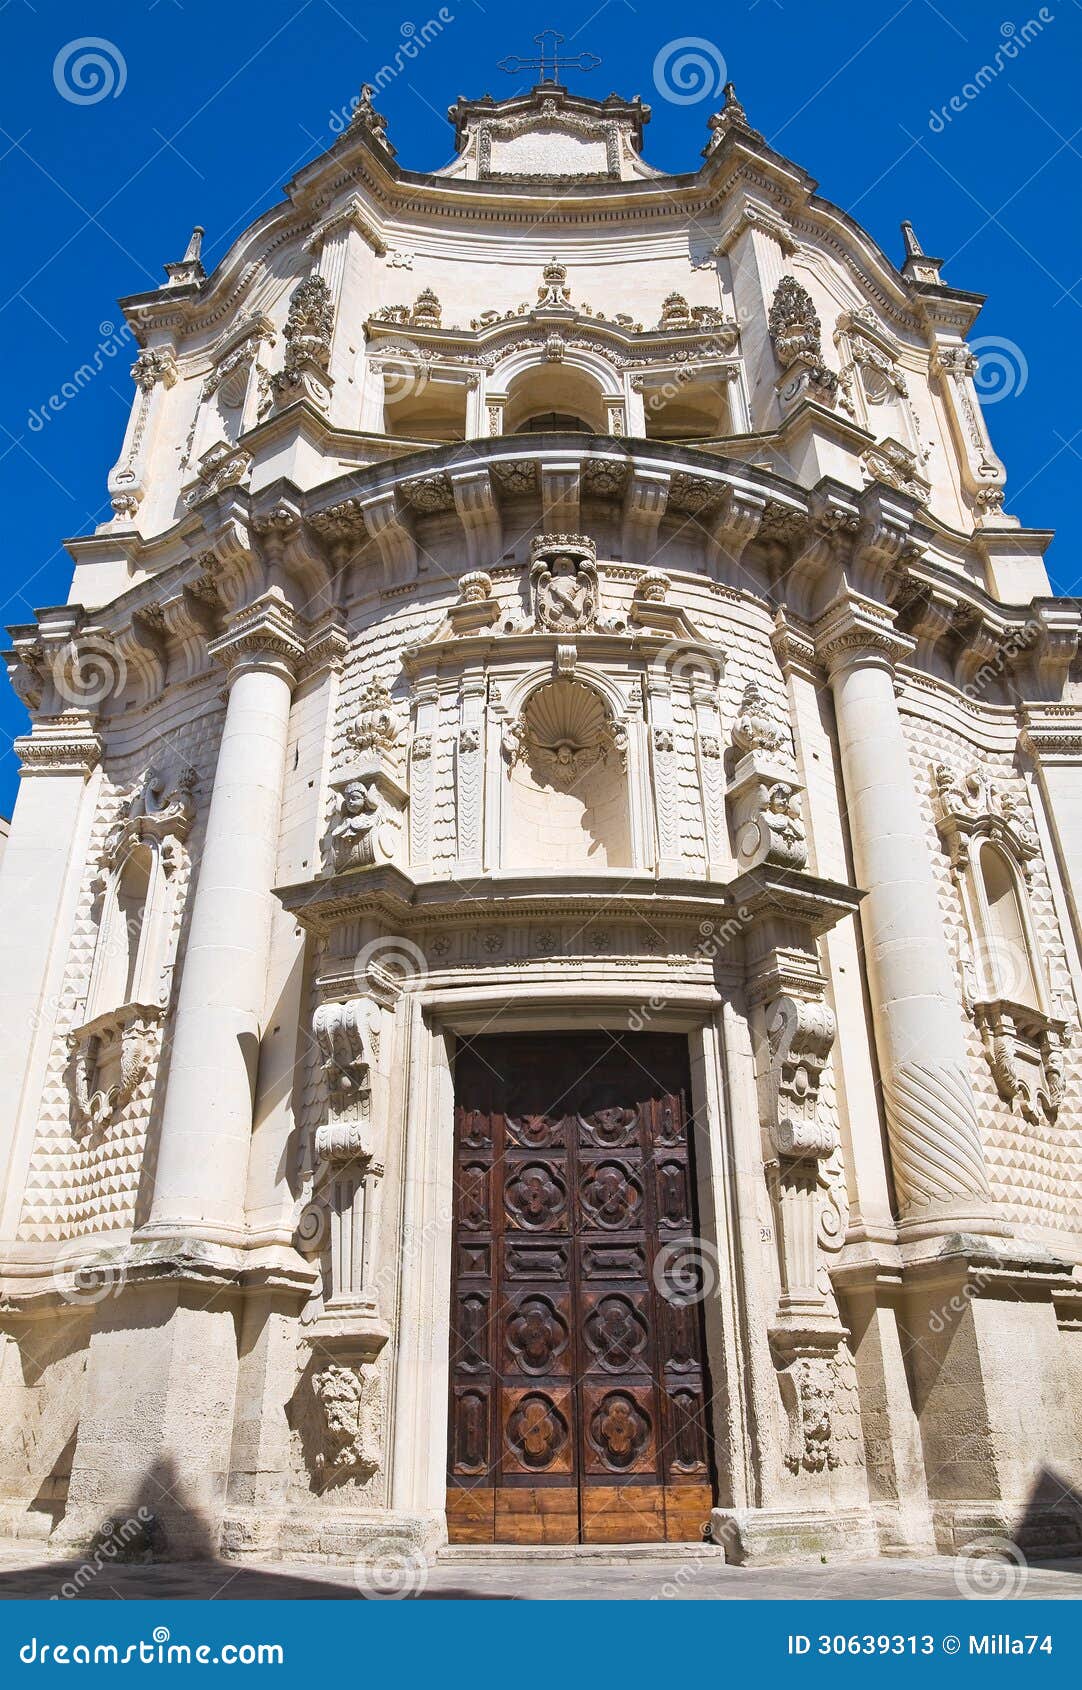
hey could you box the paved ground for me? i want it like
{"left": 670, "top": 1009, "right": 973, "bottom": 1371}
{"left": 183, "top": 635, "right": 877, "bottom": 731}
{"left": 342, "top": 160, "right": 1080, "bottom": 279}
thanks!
{"left": 0, "top": 1546, "right": 1079, "bottom": 1600}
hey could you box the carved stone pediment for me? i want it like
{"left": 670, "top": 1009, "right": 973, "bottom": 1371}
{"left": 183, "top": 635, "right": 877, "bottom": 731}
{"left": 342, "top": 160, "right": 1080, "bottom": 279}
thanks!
{"left": 932, "top": 762, "right": 1040, "bottom": 876}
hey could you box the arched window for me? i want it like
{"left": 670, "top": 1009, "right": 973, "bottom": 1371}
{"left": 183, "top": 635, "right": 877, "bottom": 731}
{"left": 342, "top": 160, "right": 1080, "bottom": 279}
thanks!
{"left": 502, "top": 365, "right": 607, "bottom": 435}
{"left": 69, "top": 767, "right": 195, "bottom": 1131}
{"left": 976, "top": 841, "right": 1041, "bottom": 1010}
{"left": 514, "top": 411, "right": 594, "bottom": 433}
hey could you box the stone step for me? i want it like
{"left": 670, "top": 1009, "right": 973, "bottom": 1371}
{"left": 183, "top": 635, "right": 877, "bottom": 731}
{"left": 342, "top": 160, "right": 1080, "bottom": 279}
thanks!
{"left": 437, "top": 1541, "right": 724, "bottom": 1565}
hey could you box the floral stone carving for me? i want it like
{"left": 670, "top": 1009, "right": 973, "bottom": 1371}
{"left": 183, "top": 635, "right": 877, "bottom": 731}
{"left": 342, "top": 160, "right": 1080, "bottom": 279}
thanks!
{"left": 273, "top": 274, "right": 334, "bottom": 410}
{"left": 68, "top": 1003, "right": 163, "bottom": 1132}
{"left": 768, "top": 275, "right": 838, "bottom": 406}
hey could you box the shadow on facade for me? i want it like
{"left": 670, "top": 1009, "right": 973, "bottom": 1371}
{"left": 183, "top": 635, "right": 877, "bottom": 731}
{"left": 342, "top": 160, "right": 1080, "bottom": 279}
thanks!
{"left": 1014, "top": 1468, "right": 1082, "bottom": 1562}
{"left": 0, "top": 1458, "right": 504, "bottom": 1600}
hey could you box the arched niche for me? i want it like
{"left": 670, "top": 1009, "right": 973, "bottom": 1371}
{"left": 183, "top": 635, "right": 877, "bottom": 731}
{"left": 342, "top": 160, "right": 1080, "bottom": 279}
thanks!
{"left": 493, "top": 347, "right": 621, "bottom": 438}
{"left": 502, "top": 677, "right": 632, "bottom": 871}
{"left": 931, "top": 761, "right": 1067, "bottom": 1123}
{"left": 69, "top": 766, "right": 196, "bottom": 1131}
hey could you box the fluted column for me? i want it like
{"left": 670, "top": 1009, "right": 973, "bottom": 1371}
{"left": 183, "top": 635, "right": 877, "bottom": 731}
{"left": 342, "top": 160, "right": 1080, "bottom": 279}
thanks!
{"left": 815, "top": 593, "right": 1004, "bottom": 1239}
{"left": 143, "top": 591, "right": 306, "bottom": 1244}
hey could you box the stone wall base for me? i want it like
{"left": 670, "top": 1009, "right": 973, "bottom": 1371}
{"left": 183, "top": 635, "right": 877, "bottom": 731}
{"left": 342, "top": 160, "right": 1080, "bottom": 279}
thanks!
{"left": 218, "top": 1506, "right": 445, "bottom": 1565}
{"left": 931, "top": 1500, "right": 1082, "bottom": 1559}
{"left": 710, "top": 1505, "right": 879, "bottom": 1565}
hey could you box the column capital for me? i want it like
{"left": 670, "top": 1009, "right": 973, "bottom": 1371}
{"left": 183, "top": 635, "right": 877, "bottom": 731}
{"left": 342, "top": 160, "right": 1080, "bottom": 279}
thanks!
{"left": 14, "top": 716, "right": 101, "bottom": 780}
{"left": 207, "top": 590, "right": 307, "bottom": 684}
{"left": 813, "top": 591, "right": 914, "bottom": 678}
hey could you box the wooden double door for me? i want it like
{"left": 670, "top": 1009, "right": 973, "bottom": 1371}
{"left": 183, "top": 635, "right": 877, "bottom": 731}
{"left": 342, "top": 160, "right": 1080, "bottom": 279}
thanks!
{"left": 447, "top": 1032, "right": 715, "bottom": 1544}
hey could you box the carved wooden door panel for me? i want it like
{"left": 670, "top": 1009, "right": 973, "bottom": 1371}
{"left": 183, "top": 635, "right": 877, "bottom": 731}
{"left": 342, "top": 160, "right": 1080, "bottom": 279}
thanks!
{"left": 447, "top": 1032, "right": 714, "bottom": 1545}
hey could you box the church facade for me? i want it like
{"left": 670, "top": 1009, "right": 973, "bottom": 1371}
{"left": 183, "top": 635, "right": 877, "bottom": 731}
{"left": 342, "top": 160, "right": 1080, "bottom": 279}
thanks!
{"left": 1, "top": 75, "right": 1081, "bottom": 1567}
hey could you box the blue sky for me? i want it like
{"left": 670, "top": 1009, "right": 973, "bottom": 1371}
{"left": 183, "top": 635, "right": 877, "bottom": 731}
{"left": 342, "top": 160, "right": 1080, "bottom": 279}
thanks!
{"left": 1, "top": 0, "right": 1079, "bottom": 816}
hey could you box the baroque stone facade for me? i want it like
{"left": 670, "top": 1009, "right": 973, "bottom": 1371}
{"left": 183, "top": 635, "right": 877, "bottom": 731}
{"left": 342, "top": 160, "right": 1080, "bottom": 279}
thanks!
{"left": 1, "top": 77, "right": 1081, "bottom": 1567}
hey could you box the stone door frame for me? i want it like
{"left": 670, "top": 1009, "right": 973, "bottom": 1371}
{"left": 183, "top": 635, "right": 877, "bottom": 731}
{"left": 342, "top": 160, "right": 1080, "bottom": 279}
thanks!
{"left": 387, "top": 984, "right": 770, "bottom": 1538}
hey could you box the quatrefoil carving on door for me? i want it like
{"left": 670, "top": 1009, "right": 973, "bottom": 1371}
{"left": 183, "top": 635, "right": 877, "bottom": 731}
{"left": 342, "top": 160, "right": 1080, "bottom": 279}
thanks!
{"left": 506, "top": 1296, "right": 570, "bottom": 1373}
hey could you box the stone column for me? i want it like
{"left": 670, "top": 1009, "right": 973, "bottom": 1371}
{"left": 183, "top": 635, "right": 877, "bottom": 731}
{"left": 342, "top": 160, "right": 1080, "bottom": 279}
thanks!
{"left": 143, "top": 590, "right": 306, "bottom": 1244}
{"left": 60, "top": 590, "right": 309, "bottom": 1553}
{"left": 814, "top": 593, "right": 1003, "bottom": 1240}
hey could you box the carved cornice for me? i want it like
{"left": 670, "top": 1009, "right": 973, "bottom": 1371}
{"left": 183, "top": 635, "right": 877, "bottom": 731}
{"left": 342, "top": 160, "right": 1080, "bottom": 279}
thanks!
{"left": 14, "top": 717, "right": 102, "bottom": 780}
